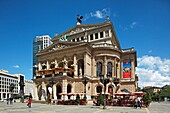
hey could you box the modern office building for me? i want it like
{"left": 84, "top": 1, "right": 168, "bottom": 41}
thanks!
{"left": 0, "top": 70, "right": 24, "bottom": 100}
{"left": 24, "top": 80, "right": 34, "bottom": 98}
{"left": 33, "top": 18, "right": 138, "bottom": 101}
{"left": 33, "top": 35, "right": 52, "bottom": 78}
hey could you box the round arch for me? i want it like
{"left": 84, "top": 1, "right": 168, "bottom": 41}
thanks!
{"left": 68, "top": 61, "right": 73, "bottom": 68}
{"left": 37, "top": 85, "right": 42, "bottom": 100}
{"left": 96, "top": 85, "right": 102, "bottom": 93}
{"left": 96, "top": 62, "right": 102, "bottom": 77}
{"left": 56, "top": 84, "right": 62, "bottom": 99}
{"left": 67, "top": 84, "right": 72, "bottom": 99}
{"left": 77, "top": 59, "right": 84, "bottom": 76}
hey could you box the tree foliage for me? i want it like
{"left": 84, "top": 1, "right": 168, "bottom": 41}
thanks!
{"left": 160, "top": 87, "right": 170, "bottom": 98}
{"left": 76, "top": 94, "right": 80, "bottom": 103}
{"left": 97, "top": 92, "right": 104, "bottom": 105}
{"left": 143, "top": 93, "right": 152, "bottom": 106}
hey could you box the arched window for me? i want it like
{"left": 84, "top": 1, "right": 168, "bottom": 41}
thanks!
{"left": 96, "top": 62, "right": 102, "bottom": 77}
{"left": 56, "top": 85, "right": 62, "bottom": 99}
{"left": 78, "top": 59, "right": 84, "bottom": 76}
{"left": 108, "top": 86, "right": 113, "bottom": 94}
{"left": 96, "top": 86, "right": 102, "bottom": 93}
{"left": 107, "top": 62, "right": 112, "bottom": 77}
{"left": 67, "top": 84, "right": 72, "bottom": 99}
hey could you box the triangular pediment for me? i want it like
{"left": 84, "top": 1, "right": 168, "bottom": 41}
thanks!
{"left": 40, "top": 21, "right": 121, "bottom": 55}
{"left": 52, "top": 22, "right": 111, "bottom": 42}
{"left": 37, "top": 41, "right": 85, "bottom": 54}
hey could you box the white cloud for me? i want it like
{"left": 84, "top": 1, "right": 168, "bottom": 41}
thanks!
{"left": 136, "top": 55, "right": 170, "bottom": 88}
{"left": 84, "top": 8, "right": 111, "bottom": 20}
{"left": 119, "top": 21, "right": 138, "bottom": 31}
{"left": 13, "top": 65, "right": 19, "bottom": 68}
{"left": 119, "top": 25, "right": 128, "bottom": 31}
{"left": 130, "top": 21, "right": 137, "bottom": 28}
{"left": 148, "top": 50, "right": 152, "bottom": 53}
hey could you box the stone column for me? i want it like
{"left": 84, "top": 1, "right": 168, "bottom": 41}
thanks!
{"left": 104, "top": 56, "right": 107, "bottom": 77}
{"left": 38, "top": 62, "right": 42, "bottom": 70}
{"left": 98, "top": 32, "right": 100, "bottom": 39}
{"left": 92, "top": 56, "right": 96, "bottom": 77}
{"left": 33, "top": 83, "right": 38, "bottom": 100}
{"left": 114, "top": 58, "right": 116, "bottom": 77}
{"left": 46, "top": 61, "right": 49, "bottom": 69}
{"left": 121, "top": 61, "right": 123, "bottom": 79}
{"left": 117, "top": 61, "right": 120, "bottom": 78}
{"left": 74, "top": 55, "right": 78, "bottom": 77}
{"left": 93, "top": 33, "right": 95, "bottom": 40}
{"left": 112, "top": 60, "right": 115, "bottom": 77}
{"left": 42, "top": 81, "right": 47, "bottom": 101}
{"left": 84, "top": 32, "right": 87, "bottom": 42}
{"left": 62, "top": 79, "right": 68, "bottom": 100}
{"left": 87, "top": 35, "right": 90, "bottom": 42}
{"left": 53, "top": 84, "right": 57, "bottom": 99}
{"left": 103, "top": 31, "right": 106, "bottom": 38}
{"left": 115, "top": 59, "right": 119, "bottom": 78}
{"left": 109, "top": 29, "right": 111, "bottom": 37}
{"left": 55, "top": 59, "right": 58, "bottom": 68}
{"left": 84, "top": 52, "right": 87, "bottom": 76}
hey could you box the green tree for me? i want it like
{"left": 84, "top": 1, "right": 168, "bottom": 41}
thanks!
{"left": 143, "top": 93, "right": 152, "bottom": 107}
{"left": 46, "top": 94, "right": 51, "bottom": 104}
{"left": 76, "top": 94, "right": 80, "bottom": 103}
{"left": 160, "top": 87, "right": 170, "bottom": 99}
{"left": 97, "top": 92, "right": 104, "bottom": 105}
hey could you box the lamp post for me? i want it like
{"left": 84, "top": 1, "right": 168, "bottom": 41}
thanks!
{"left": 99, "top": 73, "right": 110, "bottom": 109}
{"left": 82, "top": 75, "right": 88, "bottom": 100}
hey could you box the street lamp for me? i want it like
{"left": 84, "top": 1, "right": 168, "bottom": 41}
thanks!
{"left": 82, "top": 75, "right": 88, "bottom": 100}
{"left": 99, "top": 73, "right": 110, "bottom": 109}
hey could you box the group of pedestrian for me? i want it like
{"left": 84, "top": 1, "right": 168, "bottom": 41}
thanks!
{"left": 6, "top": 93, "right": 33, "bottom": 108}
{"left": 6, "top": 97, "right": 13, "bottom": 105}
{"left": 135, "top": 97, "right": 142, "bottom": 109}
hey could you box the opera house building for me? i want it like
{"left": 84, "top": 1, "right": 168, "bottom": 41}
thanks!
{"left": 33, "top": 18, "right": 138, "bottom": 101}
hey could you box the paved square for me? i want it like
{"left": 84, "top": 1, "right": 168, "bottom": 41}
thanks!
{"left": 0, "top": 102, "right": 169, "bottom": 113}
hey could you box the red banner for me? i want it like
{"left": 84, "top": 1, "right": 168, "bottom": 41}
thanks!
{"left": 123, "top": 72, "right": 131, "bottom": 78}
{"left": 123, "top": 62, "right": 131, "bottom": 78}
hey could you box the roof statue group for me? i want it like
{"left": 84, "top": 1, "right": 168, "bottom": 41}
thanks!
{"left": 77, "top": 15, "right": 83, "bottom": 24}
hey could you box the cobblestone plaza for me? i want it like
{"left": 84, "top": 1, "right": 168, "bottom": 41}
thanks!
{"left": 0, "top": 102, "right": 169, "bottom": 113}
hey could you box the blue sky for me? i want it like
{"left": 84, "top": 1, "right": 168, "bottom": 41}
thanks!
{"left": 0, "top": 0, "right": 170, "bottom": 87}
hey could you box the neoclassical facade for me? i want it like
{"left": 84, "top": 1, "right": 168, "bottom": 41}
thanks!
{"left": 33, "top": 19, "right": 138, "bottom": 100}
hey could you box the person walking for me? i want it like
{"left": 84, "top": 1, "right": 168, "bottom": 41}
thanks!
{"left": 27, "top": 98, "right": 32, "bottom": 108}
{"left": 137, "top": 97, "right": 141, "bottom": 109}
{"left": 135, "top": 98, "right": 138, "bottom": 108}
{"left": 6, "top": 98, "right": 9, "bottom": 105}
{"left": 9, "top": 97, "right": 13, "bottom": 104}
